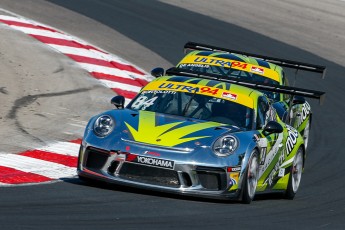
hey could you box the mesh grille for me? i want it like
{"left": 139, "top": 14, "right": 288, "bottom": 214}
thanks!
{"left": 196, "top": 167, "right": 227, "bottom": 190}
{"left": 119, "top": 162, "right": 180, "bottom": 188}
{"left": 85, "top": 148, "right": 109, "bottom": 170}
{"left": 197, "top": 172, "right": 221, "bottom": 190}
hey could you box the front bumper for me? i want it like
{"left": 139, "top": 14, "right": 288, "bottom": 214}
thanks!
{"left": 77, "top": 142, "right": 244, "bottom": 200}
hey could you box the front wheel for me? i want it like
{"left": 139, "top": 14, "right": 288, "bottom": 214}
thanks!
{"left": 285, "top": 147, "right": 304, "bottom": 199}
{"left": 241, "top": 150, "right": 259, "bottom": 204}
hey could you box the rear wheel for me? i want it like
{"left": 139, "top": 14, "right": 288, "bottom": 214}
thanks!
{"left": 285, "top": 147, "right": 304, "bottom": 199}
{"left": 242, "top": 150, "right": 259, "bottom": 204}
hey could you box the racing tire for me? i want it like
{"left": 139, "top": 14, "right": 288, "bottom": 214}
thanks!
{"left": 285, "top": 147, "right": 304, "bottom": 199}
{"left": 241, "top": 150, "right": 259, "bottom": 204}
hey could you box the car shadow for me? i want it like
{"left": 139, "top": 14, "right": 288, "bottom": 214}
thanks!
{"left": 62, "top": 177, "right": 286, "bottom": 204}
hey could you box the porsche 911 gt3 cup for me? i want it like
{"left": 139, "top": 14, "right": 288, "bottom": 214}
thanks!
{"left": 78, "top": 68, "right": 324, "bottom": 203}
{"left": 174, "top": 42, "right": 326, "bottom": 149}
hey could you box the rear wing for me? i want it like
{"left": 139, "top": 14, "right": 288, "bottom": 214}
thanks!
{"left": 184, "top": 41, "right": 327, "bottom": 79}
{"left": 165, "top": 67, "right": 325, "bottom": 104}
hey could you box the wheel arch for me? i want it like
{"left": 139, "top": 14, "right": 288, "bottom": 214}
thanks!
{"left": 238, "top": 144, "right": 260, "bottom": 191}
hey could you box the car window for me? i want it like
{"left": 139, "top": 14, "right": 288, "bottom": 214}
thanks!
{"left": 128, "top": 90, "right": 254, "bottom": 129}
{"left": 177, "top": 63, "right": 280, "bottom": 101}
{"left": 257, "top": 96, "right": 278, "bottom": 129}
{"left": 207, "top": 98, "right": 253, "bottom": 129}
{"left": 282, "top": 72, "right": 290, "bottom": 101}
{"left": 257, "top": 96, "right": 270, "bottom": 129}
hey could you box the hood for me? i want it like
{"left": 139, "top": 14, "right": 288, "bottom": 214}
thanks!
{"left": 114, "top": 109, "right": 237, "bottom": 149}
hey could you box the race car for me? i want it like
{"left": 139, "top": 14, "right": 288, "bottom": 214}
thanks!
{"left": 77, "top": 68, "right": 324, "bottom": 203}
{"left": 170, "top": 42, "right": 326, "bottom": 149}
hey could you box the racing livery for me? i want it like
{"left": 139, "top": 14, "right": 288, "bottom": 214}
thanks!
{"left": 78, "top": 68, "right": 324, "bottom": 203}
{"left": 171, "top": 42, "right": 326, "bottom": 149}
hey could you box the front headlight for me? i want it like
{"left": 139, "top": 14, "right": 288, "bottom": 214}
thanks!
{"left": 213, "top": 136, "right": 238, "bottom": 157}
{"left": 93, "top": 115, "right": 114, "bottom": 137}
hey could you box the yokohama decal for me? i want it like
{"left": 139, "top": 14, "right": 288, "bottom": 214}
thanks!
{"left": 127, "top": 154, "right": 174, "bottom": 169}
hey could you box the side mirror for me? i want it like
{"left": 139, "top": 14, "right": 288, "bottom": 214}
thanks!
{"left": 111, "top": 95, "right": 125, "bottom": 109}
{"left": 151, "top": 67, "right": 165, "bottom": 78}
{"left": 263, "top": 121, "right": 283, "bottom": 135}
{"left": 292, "top": 95, "right": 306, "bottom": 105}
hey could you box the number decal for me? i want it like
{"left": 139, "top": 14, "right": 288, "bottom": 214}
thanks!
{"left": 131, "top": 96, "right": 148, "bottom": 109}
{"left": 231, "top": 61, "right": 248, "bottom": 69}
{"left": 141, "top": 97, "right": 157, "bottom": 110}
{"left": 131, "top": 96, "right": 158, "bottom": 110}
{"left": 200, "top": 87, "right": 219, "bottom": 95}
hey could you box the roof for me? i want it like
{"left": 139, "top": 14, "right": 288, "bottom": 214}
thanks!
{"left": 142, "top": 75, "right": 263, "bottom": 109}
{"left": 178, "top": 50, "right": 283, "bottom": 82}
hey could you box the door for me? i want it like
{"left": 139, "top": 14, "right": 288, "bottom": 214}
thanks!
{"left": 255, "top": 96, "right": 285, "bottom": 191}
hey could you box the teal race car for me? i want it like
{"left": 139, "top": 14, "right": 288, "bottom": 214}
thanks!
{"left": 78, "top": 67, "right": 324, "bottom": 203}
{"left": 173, "top": 42, "right": 326, "bottom": 150}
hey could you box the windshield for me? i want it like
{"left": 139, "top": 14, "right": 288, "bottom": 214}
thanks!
{"left": 177, "top": 63, "right": 280, "bottom": 101}
{"left": 128, "top": 90, "right": 254, "bottom": 130}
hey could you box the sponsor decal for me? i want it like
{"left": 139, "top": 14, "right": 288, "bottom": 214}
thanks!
{"left": 228, "top": 172, "right": 240, "bottom": 190}
{"left": 258, "top": 132, "right": 284, "bottom": 178}
{"left": 158, "top": 83, "right": 219, "bottom": 95}
{"left": 144, "top": 81, "right": 254, "bottom": 109}
{"left": 265, "top": 151, "right": 286, "bottom": 186}
{"left": 227, "top": 166, "right": 241, "bottom": 172}
{"left": 251, "top": 66, "right": 264, "bottom": 74}
{"left": 142, "top": 90, "right": 176, "bottom": 94}
{"left": 180, "top": 55, "right": 249, "bottom": 69}
{"left": 256, "top": 135, "right": 268, "bottom": 165}
{"left": 193, "top": 56, "right": 232, "bottom": 68}
{"left": 222, "top": 92, "right": 237, "bottom": 100}
{"left": 286, "top": 125, "right": 299, "bottom": 155}
{"left": 144, "top": 151, "right": 161, "bottom": 157}
{"left": 128, "top": 154, "right": 174, "bottom": 169}
{"left": 259, "top": 147, "right": 267, "bottom": 165}
{"left": 297, "top": 101, "right": 311, "bottom": 128}
{"left": 262, "top": 145, "right": 279, "bottom": 170}
{"left": 178, "top": 63, "right": 210, "bottom": 68}
{"left": 158, "top": 82, "right": 199, "bottom": 93}
{"left": 126, "top": 153, "right": 138, "bottom": 162}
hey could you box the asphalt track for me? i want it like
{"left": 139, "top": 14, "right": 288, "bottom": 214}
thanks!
{"left": 0, "top": 0, "right": 344, "bottom": 229}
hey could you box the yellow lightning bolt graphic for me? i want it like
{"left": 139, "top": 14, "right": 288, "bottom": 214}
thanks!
{"left": 125, "top": 111, "right": 222, "bottom": 147}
